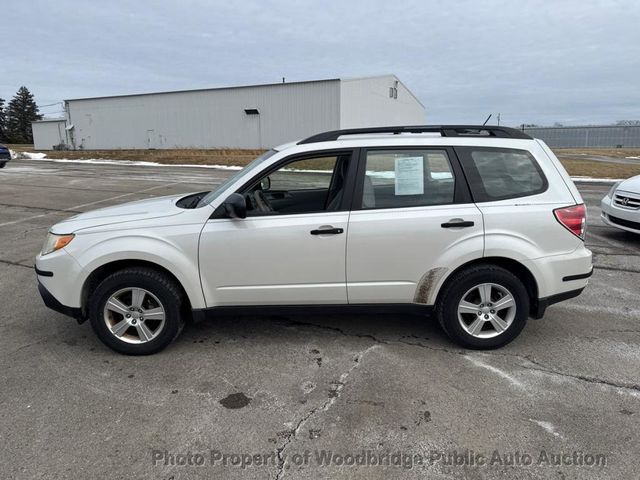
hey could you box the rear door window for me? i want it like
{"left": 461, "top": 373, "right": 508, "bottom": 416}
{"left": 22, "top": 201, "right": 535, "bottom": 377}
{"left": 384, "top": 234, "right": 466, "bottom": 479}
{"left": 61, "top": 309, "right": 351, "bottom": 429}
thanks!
{"left": 359, "top": 149, "right": 456, "bottom": 209}
{"left": 456, "top": 147, "right": 547, "bottom": 202}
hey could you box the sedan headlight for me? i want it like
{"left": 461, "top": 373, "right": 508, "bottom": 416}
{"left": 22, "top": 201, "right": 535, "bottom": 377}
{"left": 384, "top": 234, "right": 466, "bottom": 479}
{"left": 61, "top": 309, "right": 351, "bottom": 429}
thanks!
{"left": 607, "top": 181, "right": 621, "bottom": 198}
{"left": 41, "top": 233, "right": 75, "bottom": 256}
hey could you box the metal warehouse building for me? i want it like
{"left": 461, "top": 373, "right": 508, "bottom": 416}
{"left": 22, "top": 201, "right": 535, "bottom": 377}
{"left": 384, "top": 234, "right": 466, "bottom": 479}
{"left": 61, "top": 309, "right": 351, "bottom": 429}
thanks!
{"left": 32, "top": 75, "right": 425, "bottom": 150}
{"left": 523, "top": 125, "right": 640, "bottom": 148}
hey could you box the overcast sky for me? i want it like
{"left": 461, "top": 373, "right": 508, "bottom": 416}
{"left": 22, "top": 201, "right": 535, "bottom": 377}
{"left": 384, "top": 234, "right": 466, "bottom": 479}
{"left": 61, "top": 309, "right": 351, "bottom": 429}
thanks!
{"left": 3, "top": 0, "right": 639, "bottom": 126}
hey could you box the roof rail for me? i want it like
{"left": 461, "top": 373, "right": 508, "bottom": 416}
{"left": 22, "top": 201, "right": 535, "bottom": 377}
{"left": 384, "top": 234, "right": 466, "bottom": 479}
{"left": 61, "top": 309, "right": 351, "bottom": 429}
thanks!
{"left": 298, "top": 125, "right": 532, "bottom": 144}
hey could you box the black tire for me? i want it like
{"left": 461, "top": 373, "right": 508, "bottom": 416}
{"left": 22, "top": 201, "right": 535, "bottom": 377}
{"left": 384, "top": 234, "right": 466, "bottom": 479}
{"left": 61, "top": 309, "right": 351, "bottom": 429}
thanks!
{"left": 436, "top": 265, "right": 529, "bottom": 349}
{"left": 0, "top": 162, "right": 6, "bottom": 168}
{"left": 88, "top": 267, "right": 185, "bottom": 355}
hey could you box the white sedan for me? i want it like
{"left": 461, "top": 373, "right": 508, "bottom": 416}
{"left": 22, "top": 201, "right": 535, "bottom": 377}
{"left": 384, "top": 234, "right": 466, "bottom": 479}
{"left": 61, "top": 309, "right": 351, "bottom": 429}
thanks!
{"left": 601, "top": 176, "right": 640, "bottom": 233}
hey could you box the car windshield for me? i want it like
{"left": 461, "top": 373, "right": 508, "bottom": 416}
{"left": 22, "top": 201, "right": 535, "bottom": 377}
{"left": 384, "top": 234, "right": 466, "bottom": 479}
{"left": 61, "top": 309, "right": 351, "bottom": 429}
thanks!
{"left": 196, "top": 149, "right": 278, "bottom": 207}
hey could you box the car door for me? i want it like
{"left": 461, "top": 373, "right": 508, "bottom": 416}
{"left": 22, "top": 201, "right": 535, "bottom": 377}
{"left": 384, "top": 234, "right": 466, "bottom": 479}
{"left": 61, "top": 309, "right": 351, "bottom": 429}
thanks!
{"left": 346, "top": 147, "right": 484, "bottom": 304}
{"left": 199, "top": 150, "right": 356, "bottom": 307}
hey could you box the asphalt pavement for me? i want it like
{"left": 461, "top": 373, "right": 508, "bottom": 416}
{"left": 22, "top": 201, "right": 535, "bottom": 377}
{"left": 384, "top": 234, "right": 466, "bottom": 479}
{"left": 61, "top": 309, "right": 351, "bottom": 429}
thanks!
{"left": 0, "top": 159, "right": 638, "bottom": 479}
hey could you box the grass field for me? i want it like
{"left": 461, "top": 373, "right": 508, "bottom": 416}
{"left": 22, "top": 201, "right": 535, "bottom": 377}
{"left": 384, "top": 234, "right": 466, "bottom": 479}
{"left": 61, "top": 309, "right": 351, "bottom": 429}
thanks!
{"left": 553, "top": 150, "right": 640, "bottom": 178}
{"left": 553, "top": 157, "right": 640, "bottom": 178}
{"left": 7, "top": 145, "right": 640, "bottom": 179}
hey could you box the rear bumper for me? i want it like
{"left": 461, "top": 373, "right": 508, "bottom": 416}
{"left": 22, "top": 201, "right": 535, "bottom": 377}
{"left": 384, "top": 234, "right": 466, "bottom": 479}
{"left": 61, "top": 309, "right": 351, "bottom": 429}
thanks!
{"left": 525, "top": 247, "right": 592, "bottom": 319}
{"left": 524, "top": 245, "right": 592, "bottom": 299}
{"left": 532, "top": 287, "right": 585, "bottom": 319}
{"left": 37, "top": 280, "right": 84, "bottom": 321}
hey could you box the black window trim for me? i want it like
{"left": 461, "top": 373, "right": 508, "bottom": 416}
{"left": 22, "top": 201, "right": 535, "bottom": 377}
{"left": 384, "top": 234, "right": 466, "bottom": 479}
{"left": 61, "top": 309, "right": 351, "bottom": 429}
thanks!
{"left": 454, "top": 146, "right": 549, "bottom": 203}
{"left": 350, "top": 146, "right": 473, "bottom": 211}
{"left": 213, "top": 148, "right": 360, "bottom": 218}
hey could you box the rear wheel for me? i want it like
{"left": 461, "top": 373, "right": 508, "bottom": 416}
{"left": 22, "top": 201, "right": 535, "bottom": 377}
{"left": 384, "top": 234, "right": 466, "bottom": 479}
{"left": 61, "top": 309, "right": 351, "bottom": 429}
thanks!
{"left": 88, "top": 267, "right": 185, "bottom": 355}
{"left": 0, "top": 162, "right": 6, "bottom": 168}
{"left": 436, "top": 265, "right": 529, "bottom": 349}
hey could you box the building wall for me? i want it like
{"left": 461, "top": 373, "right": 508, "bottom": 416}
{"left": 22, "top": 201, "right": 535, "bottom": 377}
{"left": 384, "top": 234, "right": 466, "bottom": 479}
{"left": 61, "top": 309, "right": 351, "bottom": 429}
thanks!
{"left": 67, "top": 80, "right": 341, "bottom": 149}
{"left": 32, "top": 120, "right": 67, "bottom": 150}
{"left": 524, "top": 126, "right": 640, "bottom": 148}
{"left": 339, "top": 76, "right": 425, "bottom": 128}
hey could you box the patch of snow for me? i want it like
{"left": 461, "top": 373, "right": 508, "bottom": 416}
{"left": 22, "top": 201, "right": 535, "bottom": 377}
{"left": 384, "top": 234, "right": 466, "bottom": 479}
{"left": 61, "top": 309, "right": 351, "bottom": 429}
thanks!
{"left": 465, "top": 355, "right": 524, "bottom": 389}
{"left": 570, "top": 176, "right": 623, "bottom": 183}
{"left": 625, "top": 156, "right": 640, "bottom": 160}
{"left": 11, "top": 152, "right": 628, "bottom": 182}
{"left": 529, "top": 419, "right": 563, "bottom": 439}
{"left": 282, "top": 168, "right": 333, "bottom": 174}
{"left": 17, "top": 155, "right": 243, "bottom": 170}
{"left": 11, "top": 150, "right": 47, "bottom": 160}
{"left": 366, "top": 171, "right": 453, "bottom": 180}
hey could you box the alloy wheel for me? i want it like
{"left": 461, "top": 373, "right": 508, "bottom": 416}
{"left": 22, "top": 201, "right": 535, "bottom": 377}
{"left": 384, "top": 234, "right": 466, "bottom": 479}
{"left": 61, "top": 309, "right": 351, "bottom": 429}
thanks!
{"left": 103, "top": 287, "right": 166, "bottom": 344}
{"left": 457, "top": 283, "right": 516, "bottom": 339}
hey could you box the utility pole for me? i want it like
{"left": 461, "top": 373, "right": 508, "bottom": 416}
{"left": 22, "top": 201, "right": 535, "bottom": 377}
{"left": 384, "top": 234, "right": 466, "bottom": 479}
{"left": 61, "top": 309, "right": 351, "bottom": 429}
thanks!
{"left": 497, "top": 113, "right": 501, "bottom": 126}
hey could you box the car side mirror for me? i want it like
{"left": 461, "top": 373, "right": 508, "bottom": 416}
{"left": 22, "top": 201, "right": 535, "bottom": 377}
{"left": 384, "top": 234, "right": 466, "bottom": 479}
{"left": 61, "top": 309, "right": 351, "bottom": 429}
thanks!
{"left": 222, "top": 193, "right": 247, "bottom": 219}
{"left": 260, "top": 176, "right": 271, "bottom": 191}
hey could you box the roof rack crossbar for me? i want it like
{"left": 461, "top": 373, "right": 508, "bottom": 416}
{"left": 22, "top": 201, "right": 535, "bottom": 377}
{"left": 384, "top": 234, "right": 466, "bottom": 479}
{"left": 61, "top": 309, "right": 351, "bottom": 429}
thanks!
{"left": 298, "top": 125, "right": 532, "bottom": 144}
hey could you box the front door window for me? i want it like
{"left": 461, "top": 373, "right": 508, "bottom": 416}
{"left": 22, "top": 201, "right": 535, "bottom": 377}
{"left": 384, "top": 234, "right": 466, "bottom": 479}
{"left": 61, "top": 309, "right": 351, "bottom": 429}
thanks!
{"left": 241, "top": 153, "right": 352, "bottom": 216}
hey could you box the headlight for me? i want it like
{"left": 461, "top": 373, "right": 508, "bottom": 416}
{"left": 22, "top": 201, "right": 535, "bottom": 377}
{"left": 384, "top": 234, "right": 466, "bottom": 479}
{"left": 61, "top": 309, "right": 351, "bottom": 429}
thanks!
{"left": 607, "top": 181, "right": 621, "bottom": 198}
{"left": 41, "top": 233, "right": 75, "bottom": 256}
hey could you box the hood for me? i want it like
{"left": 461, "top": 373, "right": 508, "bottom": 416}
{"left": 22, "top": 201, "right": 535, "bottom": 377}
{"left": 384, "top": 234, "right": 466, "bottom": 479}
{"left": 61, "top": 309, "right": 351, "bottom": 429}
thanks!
{"left": 617, "top": 175, "right": 640, "bottom": 195}
{"left": 51, "top": 193, "right": 188, "bottom": 233}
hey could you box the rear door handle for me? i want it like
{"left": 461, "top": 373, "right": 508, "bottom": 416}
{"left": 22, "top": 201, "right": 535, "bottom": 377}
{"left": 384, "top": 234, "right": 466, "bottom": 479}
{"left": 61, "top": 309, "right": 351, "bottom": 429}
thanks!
{"left": 441, "top": 220, "right": 475, "bottom": 228}
{"left": 310, "top": 226, "right": 344, "bottom": 235}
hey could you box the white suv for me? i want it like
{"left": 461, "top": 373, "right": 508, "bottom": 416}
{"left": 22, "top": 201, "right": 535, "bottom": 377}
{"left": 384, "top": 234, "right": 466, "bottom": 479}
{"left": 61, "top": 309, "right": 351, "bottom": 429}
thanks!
{"left": 36, "top": 125, "right": 592, "bottom": 355}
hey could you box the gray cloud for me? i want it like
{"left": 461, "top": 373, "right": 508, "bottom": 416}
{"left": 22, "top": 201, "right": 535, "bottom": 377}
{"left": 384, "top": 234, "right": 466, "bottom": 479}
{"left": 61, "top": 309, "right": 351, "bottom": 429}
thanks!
{"left": 3, "top": 0, "right": 639, "bottom": 126}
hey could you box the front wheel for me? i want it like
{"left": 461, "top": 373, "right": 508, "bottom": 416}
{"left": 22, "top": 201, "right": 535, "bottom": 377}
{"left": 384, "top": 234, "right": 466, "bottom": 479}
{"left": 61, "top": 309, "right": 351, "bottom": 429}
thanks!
{"left": 88, "top": 267, "right": 185, "bottom": 355}
{"left": 0, "top": 162, "right": 6, "bottom": 168}
{"left": 436, "top": 265, "right": 529, "bottom": 349}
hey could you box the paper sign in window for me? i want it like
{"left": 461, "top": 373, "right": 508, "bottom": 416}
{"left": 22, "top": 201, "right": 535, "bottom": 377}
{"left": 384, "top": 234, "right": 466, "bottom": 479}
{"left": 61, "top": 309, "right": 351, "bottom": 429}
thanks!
{"left": 394, "top": 156, "right": 424, "bottom": 195}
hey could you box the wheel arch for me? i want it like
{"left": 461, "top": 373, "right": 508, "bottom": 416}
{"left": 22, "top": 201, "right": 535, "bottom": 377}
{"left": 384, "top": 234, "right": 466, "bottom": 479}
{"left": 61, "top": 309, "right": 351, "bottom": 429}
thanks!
{"left": 432, "top": 257, "right": 540, "bottom": 317}
{"left": 80, "top": 259, "right": 194, "bottom": 321}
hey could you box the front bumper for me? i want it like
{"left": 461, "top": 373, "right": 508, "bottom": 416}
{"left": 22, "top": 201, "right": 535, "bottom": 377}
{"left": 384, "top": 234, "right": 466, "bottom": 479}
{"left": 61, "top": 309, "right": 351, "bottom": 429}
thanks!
{"left": 35, "top": 248, "right": 88, "bottom": 319}
{"left": 37, "top": 279, "right": 83, "bottom": 321}
{"left": 601, "top": 194, "right": 640, "bottom": 234}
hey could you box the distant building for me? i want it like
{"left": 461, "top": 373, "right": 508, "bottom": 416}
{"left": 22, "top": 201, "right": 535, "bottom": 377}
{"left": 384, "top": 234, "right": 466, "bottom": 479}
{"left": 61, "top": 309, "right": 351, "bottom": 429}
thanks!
{"left": 31, "top": 118, "right": 67, "bottom": 151}
{"left": 523, "top": 125, "right": 640, "bottom": 148}
{"left": 32, "top": 75, "right": 425, "bottom": 150}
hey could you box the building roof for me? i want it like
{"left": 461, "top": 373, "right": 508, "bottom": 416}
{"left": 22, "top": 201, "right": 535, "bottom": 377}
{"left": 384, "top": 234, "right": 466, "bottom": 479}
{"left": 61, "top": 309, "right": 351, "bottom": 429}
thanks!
{"left": 341, "top": 74, "right": 426, "bottom": 109}
{"left": 65, "top": 77, "right": 342, "bottom": 103}
{"left": 32, "top": 117, "right": 66, "bottom": 124}
{"left": 63, "top": 75, "right": 418, "bottom": 104}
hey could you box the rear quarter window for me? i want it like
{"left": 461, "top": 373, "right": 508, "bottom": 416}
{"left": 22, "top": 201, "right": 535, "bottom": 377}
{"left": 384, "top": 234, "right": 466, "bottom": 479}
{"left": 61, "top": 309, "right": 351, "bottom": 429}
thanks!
{"left": 456, "top": 147, "right": 548, "bottom": 202}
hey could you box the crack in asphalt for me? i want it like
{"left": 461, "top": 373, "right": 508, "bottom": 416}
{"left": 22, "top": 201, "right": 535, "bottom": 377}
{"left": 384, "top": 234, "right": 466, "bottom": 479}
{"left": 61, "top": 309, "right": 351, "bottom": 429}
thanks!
{"left": 278, "top": 318, "right": 640, "bottom": 397}
{"left": 519, "top": 363, "right": 640, "bottom": 393}
{"left": 0, "top": 259, "right": 32, "bottom": 269}
{"left": 273, "top": 344, "right": 379, "bottom": 480}
{"left": 592, "top": 251, "right": 640, "bottom": 258}
{"left": 0, "top": 202, "right": 82, "bottom": 214}
{"left": 0, "top": 182, "right": 134, "bottom": 195}
{"left": 594, "top": 265, "right": 640, "bottom": 274}
{"left": 474, "top": 350, "right": 640, "bottom": 393}
{"left": 277, "top": 317, "right": 389, "bottom": 344}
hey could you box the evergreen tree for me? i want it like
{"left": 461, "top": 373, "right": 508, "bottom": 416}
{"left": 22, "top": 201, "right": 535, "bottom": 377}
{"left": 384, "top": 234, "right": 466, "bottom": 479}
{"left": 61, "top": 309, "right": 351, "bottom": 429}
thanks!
{"left": 0, "top": 97, "right": 6, "bottom": 142}
{"left": 6, "top": 86, "right": 42, "bottom": 143}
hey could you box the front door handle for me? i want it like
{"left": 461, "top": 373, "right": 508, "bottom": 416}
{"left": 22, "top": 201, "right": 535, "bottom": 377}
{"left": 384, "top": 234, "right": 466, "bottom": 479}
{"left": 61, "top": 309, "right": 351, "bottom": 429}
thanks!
{"left": 310, "top": 226, "right": 344, "bottom": 235}
{"left": 441, "top": 220, "right": 475, "bottom": 228}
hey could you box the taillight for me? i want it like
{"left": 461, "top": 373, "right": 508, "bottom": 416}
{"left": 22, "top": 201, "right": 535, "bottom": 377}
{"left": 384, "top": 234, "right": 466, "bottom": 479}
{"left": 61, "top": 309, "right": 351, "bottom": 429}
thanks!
{"left": 554, "top": 204, "right": 586, "bottom": 239}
